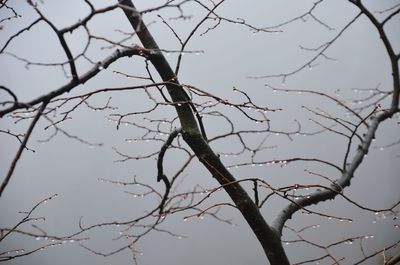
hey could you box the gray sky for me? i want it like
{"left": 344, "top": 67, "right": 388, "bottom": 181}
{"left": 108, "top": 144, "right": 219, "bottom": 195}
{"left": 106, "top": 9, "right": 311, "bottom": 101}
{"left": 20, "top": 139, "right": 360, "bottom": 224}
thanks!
{"left": 1, "top": 1, "right": 399, "bottom": 264}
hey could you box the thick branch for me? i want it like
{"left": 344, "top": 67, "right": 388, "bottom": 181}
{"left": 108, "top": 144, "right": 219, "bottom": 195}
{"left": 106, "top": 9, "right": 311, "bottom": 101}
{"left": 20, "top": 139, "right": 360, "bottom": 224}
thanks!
{"left": 273, "top": 108, "right": 396, "bottom": 234}
{"left": 118, "top": 0, "right": 199, "bottom": 134}
{"left": 118, "top": 1, "right": 290, "bottom": 264}
{"left": 273, "top": 1, "right": 400, "bottom": 235}
{"left": 0, "top": 48, "right": 140, "bottom": 117}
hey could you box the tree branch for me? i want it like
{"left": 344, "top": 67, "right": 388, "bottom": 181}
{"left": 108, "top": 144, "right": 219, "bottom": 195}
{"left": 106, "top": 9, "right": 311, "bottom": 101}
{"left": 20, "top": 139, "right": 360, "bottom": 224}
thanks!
{"left": 272, "top": 0, "right": 400, "bottom": 236}
{"left": 118, "top": 1, "right": 290, "bottom": 264}
{"left": 349, "top": 1, "right": 399, "bottom": 111}
{"left": 157, "top": 128, "right": 182, "bottom": 213}
{"left": 0, "top": 102, "right": 47, "bottom": 197}
{"left": 0, "top": 48, "right": 141, "bottom": 117}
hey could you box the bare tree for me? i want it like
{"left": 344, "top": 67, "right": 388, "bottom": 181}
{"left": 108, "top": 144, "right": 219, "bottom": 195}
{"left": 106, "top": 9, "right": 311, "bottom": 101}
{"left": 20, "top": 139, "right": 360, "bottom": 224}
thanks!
{"left": 0, "top": 0, "right": 399, "bottom": 264}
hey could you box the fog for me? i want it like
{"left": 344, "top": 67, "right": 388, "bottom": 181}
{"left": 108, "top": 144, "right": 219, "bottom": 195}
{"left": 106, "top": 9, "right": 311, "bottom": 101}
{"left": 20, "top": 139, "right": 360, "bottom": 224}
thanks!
{"left": 1, "top": 1, "right": 399, "bottom": 264}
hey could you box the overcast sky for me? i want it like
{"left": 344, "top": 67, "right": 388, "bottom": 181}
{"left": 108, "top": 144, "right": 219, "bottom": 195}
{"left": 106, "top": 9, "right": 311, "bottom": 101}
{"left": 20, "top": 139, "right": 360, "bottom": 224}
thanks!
{"left": 1, "top": 1, "right": 399, "bottom": 264}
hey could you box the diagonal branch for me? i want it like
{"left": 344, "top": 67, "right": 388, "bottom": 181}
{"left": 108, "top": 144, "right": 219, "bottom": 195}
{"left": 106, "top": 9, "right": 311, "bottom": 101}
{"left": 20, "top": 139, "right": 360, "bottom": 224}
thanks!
{"left": 118, "top": 1, "right": 290, "bottom": 264}
{"left": 0, "top": 102, "right": 47, "bottom": 197}
{"left": 0, "top": 48, "right": 141, "bottom": 118}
